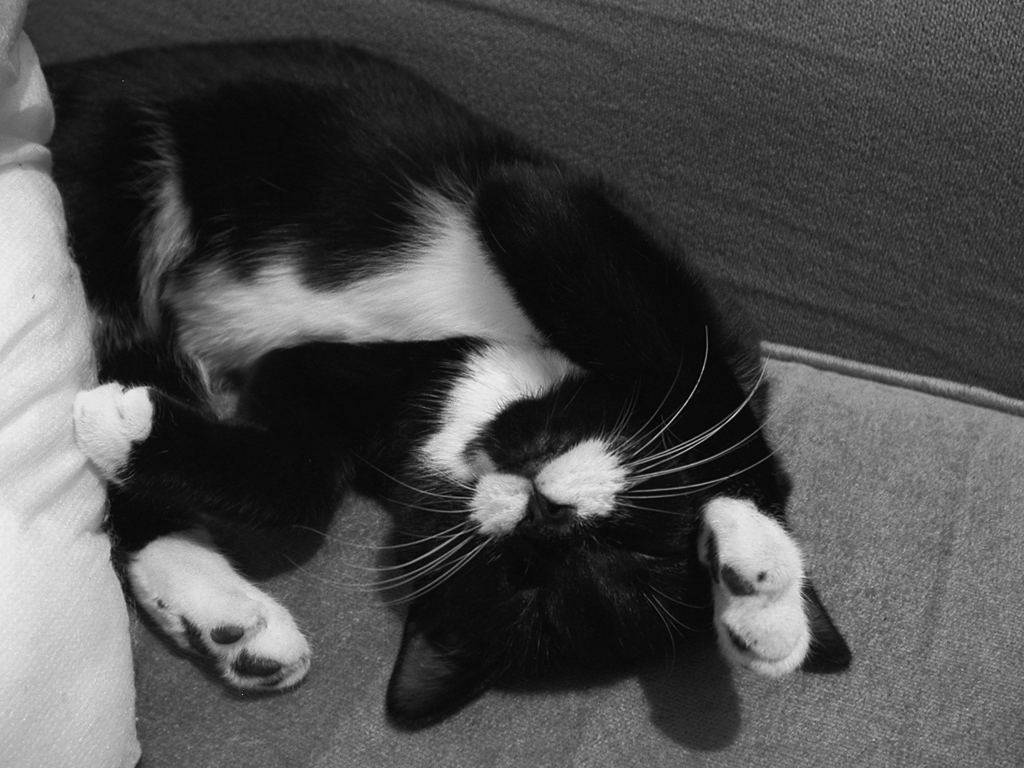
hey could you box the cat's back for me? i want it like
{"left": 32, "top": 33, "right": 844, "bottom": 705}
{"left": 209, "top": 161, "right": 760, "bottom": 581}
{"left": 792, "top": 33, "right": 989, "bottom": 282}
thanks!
{"left": 46, "top": 40, "right": 535, "bottom": 313}
{"left": 45, "top": 39, "right": 528, "bottom": 176}
{"left": 46, "top": 40, "right": 439, "bottom": 115}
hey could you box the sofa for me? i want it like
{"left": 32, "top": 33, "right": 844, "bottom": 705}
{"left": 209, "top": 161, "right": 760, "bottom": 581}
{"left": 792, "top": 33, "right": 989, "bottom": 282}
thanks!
{"left": 23, "top": 1, "right": 1024, "bottom": 766}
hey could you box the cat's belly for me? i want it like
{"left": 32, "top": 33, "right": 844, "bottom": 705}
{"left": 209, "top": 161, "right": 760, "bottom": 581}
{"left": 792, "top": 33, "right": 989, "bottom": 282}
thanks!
{"left": 166, "top": 211, "right": 542, "bottom": 375}
{"left": 169, "top": 262, "right": 539, "bottom": 373}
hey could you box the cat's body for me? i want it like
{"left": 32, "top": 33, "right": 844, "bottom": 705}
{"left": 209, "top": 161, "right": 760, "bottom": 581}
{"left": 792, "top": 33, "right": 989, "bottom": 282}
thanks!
{"left": 48, "top": 40, "right": 849, "bottom": 725}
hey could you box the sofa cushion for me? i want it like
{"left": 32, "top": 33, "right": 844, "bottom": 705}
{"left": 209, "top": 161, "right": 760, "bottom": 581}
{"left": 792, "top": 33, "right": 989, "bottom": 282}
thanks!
{"left": 123, "top": 356, "right": 1024, "bottom": 767}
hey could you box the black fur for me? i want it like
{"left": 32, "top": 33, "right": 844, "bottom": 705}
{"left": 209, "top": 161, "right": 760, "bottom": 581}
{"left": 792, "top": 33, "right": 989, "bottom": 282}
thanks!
{"left": 46, "top": 39, "right": 849, "bottom": 726}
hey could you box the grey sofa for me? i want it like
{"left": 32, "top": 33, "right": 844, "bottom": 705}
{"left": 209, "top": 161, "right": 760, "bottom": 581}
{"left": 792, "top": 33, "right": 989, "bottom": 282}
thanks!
{"left": 26, "top": 1, "right": 1024, "bottom": 766}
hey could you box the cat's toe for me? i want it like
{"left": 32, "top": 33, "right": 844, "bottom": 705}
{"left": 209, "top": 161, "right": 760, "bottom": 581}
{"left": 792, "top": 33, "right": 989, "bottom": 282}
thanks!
{"left": 220, "top": 597, "right": 311, "bottom": 691}
{"left": 172, "top": 587, "right": 310, "bottom": 692}
{"left": 74, "top": 382, "right": 153, "bottom": 480}
{"left": 716, "top": 596, "right": 809, "bottom": 676}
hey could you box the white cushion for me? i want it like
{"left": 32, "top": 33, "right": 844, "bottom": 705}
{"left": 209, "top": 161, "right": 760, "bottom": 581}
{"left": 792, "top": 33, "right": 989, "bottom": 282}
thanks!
{"left": 0, "top": 25, "right": 140, "bottom": 768}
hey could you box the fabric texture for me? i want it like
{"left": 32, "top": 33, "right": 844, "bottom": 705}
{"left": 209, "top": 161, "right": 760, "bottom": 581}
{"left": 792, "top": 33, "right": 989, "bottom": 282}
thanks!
{"left": 121, "top": 358, "right": 1024, "bottom": 767}
{"left": 0, "top": 12, "right": 140, "bottom": 768}
{"left": 24, "top": 0, "right": 1024, "bottom": 400}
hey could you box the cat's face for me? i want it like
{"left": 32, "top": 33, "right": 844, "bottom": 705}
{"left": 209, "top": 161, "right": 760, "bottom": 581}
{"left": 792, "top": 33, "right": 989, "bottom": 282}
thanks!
{"left": 384, "top": 346, "right": 792, "bottom": 726}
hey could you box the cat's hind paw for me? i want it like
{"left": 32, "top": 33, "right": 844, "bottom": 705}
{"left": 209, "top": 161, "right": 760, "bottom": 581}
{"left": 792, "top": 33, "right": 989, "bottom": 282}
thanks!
{"left": 699, "top": 496, "right": 809, "bottom": 676}
{"left": 74, "top": 383, "right": 154, "bottom": 481}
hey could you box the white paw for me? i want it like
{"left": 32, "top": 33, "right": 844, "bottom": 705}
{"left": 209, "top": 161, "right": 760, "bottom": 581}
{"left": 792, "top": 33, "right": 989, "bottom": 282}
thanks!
{"left": 73, "top": 382, "right": 154, "bottom": 481}
{"left": 699, "top": 496, "right": 809, "bottom": 676}
{"left": 129, "top": 532, "right": 311, "bottom": 691}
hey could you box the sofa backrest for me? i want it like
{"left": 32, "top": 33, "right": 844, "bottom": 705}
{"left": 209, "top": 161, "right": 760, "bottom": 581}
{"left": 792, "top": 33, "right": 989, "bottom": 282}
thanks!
{"left": 27, "top": 0, "right": 1024, "bottom": 398}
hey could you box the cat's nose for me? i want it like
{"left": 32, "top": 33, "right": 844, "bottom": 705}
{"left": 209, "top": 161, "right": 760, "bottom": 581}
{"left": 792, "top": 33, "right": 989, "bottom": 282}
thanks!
{"left": 523, "top": 489, "right": 574, "bottom": 528}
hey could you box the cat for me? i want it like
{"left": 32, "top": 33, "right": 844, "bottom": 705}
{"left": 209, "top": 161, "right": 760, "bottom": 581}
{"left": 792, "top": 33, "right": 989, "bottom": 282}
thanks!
{"left": 46, "top": 39, "right": 850, "bottom": 726}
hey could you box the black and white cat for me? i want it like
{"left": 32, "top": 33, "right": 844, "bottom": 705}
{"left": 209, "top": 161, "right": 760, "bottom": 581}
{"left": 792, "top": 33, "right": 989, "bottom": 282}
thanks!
{"left": 47, "top": 39, "right": 850, "bottom": 725}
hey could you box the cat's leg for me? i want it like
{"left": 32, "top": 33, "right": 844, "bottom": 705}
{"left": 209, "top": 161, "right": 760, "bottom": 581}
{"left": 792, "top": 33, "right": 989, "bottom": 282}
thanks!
{"left": 697, "top": 496, "right": 810, "bottom": 676}
{"left": 75, "top": 382, "right": 344, "bottom": 532}
{"left": 74, "top": 382, "right": 335, "bottom": 690}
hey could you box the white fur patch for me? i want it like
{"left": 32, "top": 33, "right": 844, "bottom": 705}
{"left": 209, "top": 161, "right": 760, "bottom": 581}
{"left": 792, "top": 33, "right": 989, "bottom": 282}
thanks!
{"left": 469, "top": 472, "right": 532, "bottom": 535}
{"left": 535, "top": 438, "right": 626, "bottom": 519}
{"left": 129, "top": 531, "right": 311, "bottom": 691}
{"left": 421, "top": 343, "right": 580, "bottom": 481}
{"left": 168, "top": 193, "right": 539, "bottom": 373}
{"left": 73, "top": 383, "right": 154, "bottom": 481}
{"left": 700, "top": 496, "right": 809, "bottom": 676}
{"left": 468, "top": 439, "right": 626, "bottom": 536}
{"left": 138, "top": 131, "right": 193, "bottom": 332}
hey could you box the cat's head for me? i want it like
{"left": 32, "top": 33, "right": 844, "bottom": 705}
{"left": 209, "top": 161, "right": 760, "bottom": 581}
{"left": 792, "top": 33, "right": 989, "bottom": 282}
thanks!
{"left": 383, "top": 341, "right": 849, "bottom": 727}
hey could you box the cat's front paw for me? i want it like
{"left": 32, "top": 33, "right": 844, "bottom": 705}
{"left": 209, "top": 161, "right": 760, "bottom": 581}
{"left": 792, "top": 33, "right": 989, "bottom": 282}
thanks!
{"left": 74, "top": 382, "right": 154, "bottom": 481}
{"left": 699, "top": 497, "right": 809, "bottom": 676}
{"left": 129, "top": 533, "right": 311, "bottom": 691}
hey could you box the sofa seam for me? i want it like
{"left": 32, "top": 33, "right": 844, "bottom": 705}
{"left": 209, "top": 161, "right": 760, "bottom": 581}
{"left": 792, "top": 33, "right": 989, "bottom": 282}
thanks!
{"left": 761, "top": 342, "right": 1024, "bottom": 419}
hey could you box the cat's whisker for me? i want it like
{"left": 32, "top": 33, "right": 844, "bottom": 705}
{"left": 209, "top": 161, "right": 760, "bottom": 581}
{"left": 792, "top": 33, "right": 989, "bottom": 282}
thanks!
{"left": 604, "top": 384, "right": 641, "bottom": 449}
{"left": 354, "top": 454, "right": 473, "bottom": 505}
{"left": 280, "top": 552, "right": 404, "bottom": 594}
{"left": 364, "top": 533, "right": 480, "bottom": 587}
{"left": 625, "top": 425, "right": 764, "bottom": 485}
{"left": 672, "top": 361, "right": 768, "bottom": 452}
{"left": 649, "top": 583, "right": 707, "bottom": 611}
{"left": 679, "top": 360, "right": 766, "bottom": 453}
{"left": 379, "top": 537, "right": 492, "bottom": 606}
{"left": 285, "top": 521, "right": 336, "bottom": 540}
{"left": 623, "top": 360, "right": 768, "bottom": 477}
{"left": 651, "top": 592, "right": 694, "bottom": 634}
{"left": 374, "top": 494, "right": 471, "bottom": 515}
{"left": 614, "top": 337, "right": 693, "bottom": 456}
{"left": 643, "top": 592, "right": 678, "bottom": 664}
{"left": 615, "top": 498, "right": 686, "bottom": 515}
{"left": 420, "top": 463, "right": 476, "bottom": 493}
{"left": 622, "top": 449, "right": 780, "bottom": 499}
{"left": 336, "top": 526, "right": 475, "bottom": 573}
{"left": 628, "top": 417, "right": 760, "bottom": 477}
{"left": 632, "top": 370, "right": 781, "bottom": 477}
{"left": 338, "top": 557, "right": 473, "bottom": 593}
{"left": 627, "top": 397, "right": 793, "bottom": 495}
{"left": 619, "top": 328, "right": 710, "bottom": 461}
{"left": 323, "top": 529, "right": 479, "bottom": 590}
{"left": 288, "top": 519, "right": 473, "bottom": 551}
{"left": 617, "top": 342, "right": 695, "bottom": 457}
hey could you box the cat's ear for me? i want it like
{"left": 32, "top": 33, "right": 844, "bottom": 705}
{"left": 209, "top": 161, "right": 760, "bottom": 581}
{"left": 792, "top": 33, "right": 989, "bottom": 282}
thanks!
{"left": 800, "top": 579, "right": 853, "bottom": 672}
{"left": 386, "top": 610, "right": 500, "bottom": 728}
